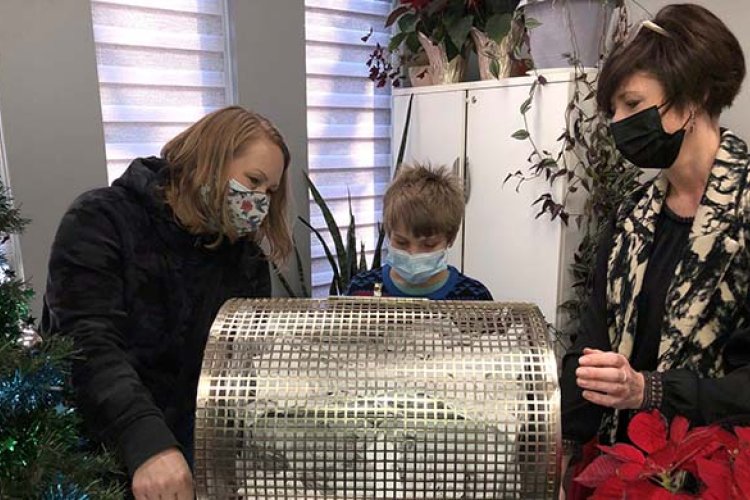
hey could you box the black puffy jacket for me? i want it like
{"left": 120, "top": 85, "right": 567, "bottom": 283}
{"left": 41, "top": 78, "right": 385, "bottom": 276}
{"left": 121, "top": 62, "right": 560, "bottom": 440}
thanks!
{"left": 42, "top": 157, "right": 271, "bottom": 475}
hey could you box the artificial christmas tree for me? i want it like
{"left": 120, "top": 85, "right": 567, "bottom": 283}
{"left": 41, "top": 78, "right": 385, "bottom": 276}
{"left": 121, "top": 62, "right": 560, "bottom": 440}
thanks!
{"left": 0, "top": 179, "right": 124, "bottom": 499}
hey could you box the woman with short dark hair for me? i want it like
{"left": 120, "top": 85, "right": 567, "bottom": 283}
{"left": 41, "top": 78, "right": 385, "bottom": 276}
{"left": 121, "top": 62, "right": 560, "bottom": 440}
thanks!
{"left": 560, "top": 3, "right": 749, "bottom": 496}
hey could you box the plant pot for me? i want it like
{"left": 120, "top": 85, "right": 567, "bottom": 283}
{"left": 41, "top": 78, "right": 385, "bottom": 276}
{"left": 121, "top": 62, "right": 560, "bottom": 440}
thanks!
{"left": 471, "top": 27, "right": 513, "bottom": 80}
{"left": 417, "top": 32, "right": 466, "bottom": 85}
{"left": 408, "top": 65, "right": 434, "bottom": 87}
{"left": 520, "top": 0, "right": 614, "bottom": 69}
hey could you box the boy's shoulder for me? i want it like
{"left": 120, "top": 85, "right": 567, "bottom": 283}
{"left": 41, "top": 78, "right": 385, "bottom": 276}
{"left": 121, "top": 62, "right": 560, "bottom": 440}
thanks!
{"left": 346, "top": 267, "right": 386, "bottom": 296}
{"left": 447, "top": 270, "right": 493, "bottom": 300}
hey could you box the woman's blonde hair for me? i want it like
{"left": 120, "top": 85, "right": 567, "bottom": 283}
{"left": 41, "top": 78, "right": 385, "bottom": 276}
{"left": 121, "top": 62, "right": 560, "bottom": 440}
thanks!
{"left": 161, "top": 106, "right": 292, "bottom": 264}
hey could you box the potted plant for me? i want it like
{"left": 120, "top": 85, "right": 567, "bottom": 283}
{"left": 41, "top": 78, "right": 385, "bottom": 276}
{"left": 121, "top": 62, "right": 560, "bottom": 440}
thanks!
{"left": 469, "top": 0, "right": 524, "bottom": 79}
{"left": 505, "top": 2, "right": 643, "bottom": 345}
{"left": 365, "top": 0, "right": 506, "bottom": 86}
{"left": 519, "top": 0, "right": 620, "bottom": 70}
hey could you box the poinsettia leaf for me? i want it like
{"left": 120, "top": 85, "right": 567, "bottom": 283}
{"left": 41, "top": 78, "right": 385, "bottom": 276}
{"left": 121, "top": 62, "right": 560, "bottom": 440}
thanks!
{"left": 649, "top": 443, "right": 677, "bottom": 470}
{"left": 592, "top": 476, "right": 626, "bottom": 499}
{"left": 734, "top": 448, "right": 750, "bottom": 499}
{"left": 617, "top": 462, "right": 645, "bottom": 481}
{"left": 734, "top": 426, "right": 750, "bottom": 448}
{"left": 696, "top": 457, "right": 732, "bottom": 500}
{"left": 674, "top": 427, "right": 725, "bottom": 470}
{"left": 715, "top": 427, "right": 739, "bottom": 452}
{"left": 447, "top": 15, "right": 473, "bottom": 53}
{"left": 575, "top": 454, "right": 622, "bottom": 488}
{"left": 485, "top": 13, "right": 512, "bottom": 44}
{"left": 385, "top": 6, "right": 409, "bottom": 28}
{"left": 670, "top": 415, "right": 690, "bottom": 443}
{"left": 598, "top": 443, "right": 645, "bottom": 464}
{"left": 405, "top": 32, "right": 420, "bottom": 52}
{"left": 388, "top": 31, "right": 409, "bottom": 52}
{"left": 629, "top": 410, "right": 668, "bottom": 454}
{"left": 398, "top": 12, "right": 418, "bottom": 32}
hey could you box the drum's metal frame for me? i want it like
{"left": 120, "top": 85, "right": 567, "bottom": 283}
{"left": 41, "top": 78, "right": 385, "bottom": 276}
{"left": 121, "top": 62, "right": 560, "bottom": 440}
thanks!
{"left": 195, "top": 298, "right": 560, "bottom": 499}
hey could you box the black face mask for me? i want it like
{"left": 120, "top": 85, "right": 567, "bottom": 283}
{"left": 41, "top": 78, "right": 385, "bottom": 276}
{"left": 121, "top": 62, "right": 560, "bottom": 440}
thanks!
{"left": 610, "top": 105, "right": 688, "bottom": 169}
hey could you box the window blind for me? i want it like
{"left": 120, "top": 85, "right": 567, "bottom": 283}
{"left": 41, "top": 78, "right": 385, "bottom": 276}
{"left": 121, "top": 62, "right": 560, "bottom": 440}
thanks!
{"left": 91, "top": 0, "right": 233, "bottom": 182}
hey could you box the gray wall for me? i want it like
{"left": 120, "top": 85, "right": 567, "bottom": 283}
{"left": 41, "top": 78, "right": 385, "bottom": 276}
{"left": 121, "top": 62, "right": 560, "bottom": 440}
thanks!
{"left": 0, "top": 0, "right": 108, "bottom": 313}
{"left": 632, "top": 0, "right": 750, "bottom": 136}
{"left": 229, "top": 0, "right": 311, "bottom": 296}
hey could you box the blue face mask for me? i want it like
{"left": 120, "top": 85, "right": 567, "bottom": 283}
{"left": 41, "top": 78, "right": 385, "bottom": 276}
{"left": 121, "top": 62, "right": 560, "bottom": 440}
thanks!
{"left": 385, "top": 245, "right": 448, "bottom": 285}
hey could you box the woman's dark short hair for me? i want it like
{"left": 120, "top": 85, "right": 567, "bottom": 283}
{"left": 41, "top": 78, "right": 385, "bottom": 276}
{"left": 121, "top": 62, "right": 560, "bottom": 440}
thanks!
{"left": 597, "top": 3, "right": 745, "bottom": 118}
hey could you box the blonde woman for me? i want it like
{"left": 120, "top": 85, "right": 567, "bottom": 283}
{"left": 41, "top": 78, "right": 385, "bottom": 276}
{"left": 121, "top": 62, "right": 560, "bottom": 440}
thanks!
{"left": 42, "top": 106, "right": 292, "bottom": 499}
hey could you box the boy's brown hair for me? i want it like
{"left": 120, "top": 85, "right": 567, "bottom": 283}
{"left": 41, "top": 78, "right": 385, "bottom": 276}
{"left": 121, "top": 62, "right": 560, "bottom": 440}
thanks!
{"left": 161, "top": 106, "right": 292, "bottom": 264}
{"left": 383, "top": 164, "right": 464, "bottom": 243}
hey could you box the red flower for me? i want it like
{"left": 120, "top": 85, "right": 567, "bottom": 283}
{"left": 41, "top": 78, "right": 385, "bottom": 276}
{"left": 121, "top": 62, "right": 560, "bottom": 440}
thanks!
{"left": 240, "top": 200, "right": 254, "bottom": 212}
{"left": 576, "top": 410, "right": 750, "bottom": 498}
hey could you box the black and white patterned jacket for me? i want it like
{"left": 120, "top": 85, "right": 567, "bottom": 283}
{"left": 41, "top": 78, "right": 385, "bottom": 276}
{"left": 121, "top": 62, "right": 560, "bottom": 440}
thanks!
{"left": 563, "top": 130, "right": 750, "bottom": 444}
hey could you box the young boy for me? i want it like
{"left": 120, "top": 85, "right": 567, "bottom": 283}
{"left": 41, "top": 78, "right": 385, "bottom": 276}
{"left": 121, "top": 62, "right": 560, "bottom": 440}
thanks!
{"left": 347, "top": 164, "right": 492, "bottom": 300}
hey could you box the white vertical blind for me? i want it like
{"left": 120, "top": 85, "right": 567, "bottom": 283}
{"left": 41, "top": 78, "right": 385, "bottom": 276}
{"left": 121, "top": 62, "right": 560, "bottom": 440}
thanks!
{"left": 91, "top": 0, "right": 233, "bottom": 182}
{"left": 305, "top": 0, "right": 392, "bottom": 295}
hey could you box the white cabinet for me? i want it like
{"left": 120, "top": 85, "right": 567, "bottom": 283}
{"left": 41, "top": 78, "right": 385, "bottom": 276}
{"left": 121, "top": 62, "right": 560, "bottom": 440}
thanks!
{"left": 392, "top": 75, "right": 586, "bottom": 327}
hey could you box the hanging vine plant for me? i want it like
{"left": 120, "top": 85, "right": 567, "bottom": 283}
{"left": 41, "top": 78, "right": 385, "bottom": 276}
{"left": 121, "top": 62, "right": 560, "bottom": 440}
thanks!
{"left": 504, "top": 2, "right": 644, "bottom": 338}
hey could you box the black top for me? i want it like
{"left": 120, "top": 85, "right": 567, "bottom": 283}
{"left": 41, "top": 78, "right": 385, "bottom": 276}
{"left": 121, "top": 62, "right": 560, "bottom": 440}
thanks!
{"left": 631, "top": 204, "right": 693, "bottom": 372}
{"left": 42, "top": 157, "right": 271, "bottom": 476}
{"left": 561, "top": 202, "right": 700, "bottom": 444}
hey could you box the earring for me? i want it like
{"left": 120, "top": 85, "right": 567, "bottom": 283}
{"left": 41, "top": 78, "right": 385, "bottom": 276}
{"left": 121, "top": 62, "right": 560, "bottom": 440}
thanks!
{"left": 689, "top": 110, "right": 697, "bottom": 133}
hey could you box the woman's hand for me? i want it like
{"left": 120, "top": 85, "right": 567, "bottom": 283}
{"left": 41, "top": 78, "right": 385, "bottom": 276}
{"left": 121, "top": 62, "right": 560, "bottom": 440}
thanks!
{"left": 576, "top": 348, "right": 645, "bottom": 410}
{"left": 132, "top": 447, "right": 194, "bottom": 500}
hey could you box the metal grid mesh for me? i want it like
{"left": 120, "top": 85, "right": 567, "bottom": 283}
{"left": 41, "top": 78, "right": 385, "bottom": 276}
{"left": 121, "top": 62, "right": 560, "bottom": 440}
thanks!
{"left": 195, "top": 298, "right": 560, "bottom": 499}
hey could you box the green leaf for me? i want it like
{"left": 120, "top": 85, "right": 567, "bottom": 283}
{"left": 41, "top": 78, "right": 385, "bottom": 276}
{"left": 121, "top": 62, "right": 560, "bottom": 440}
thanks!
{"left": 398, "top": 12, "right": 418, "bottom": 33}
{"left": 388, "top": 31, "right": 408, "bottom": 52}
{"left": 525, "top": 17, "right": 542, "bottom": 30}
{"left": 293, "top": 235, "right": 310, "bottom": 297}
{"left": 271, "top": 262, "right": 297, "bottom": 298}
{"left": 489, "top": 58, "right": 500, "bottom": 79}
{"left": 394, "top": 94, "right": 414, "bottom": 177}
{"left": 344, "top": 191, "right": 357, "bottom": 288}
{"left": 405, "top": 32, "right": 421, "bottom": 53}
{"left": 520, "top": 96, "right": 532, "bottom": 114}
{"left": 447, "top": 15, "right": 473, "bottom": 55}
{"left": 372, "top": 223, "right": 386, "bottom": 269}
{"left": 385, "top": 6, "right": 409, "bottom": 28}
{"left": 358, "top": 241, "right": 367, "bottom": 273}
{"left": 541, "top": 158, "right": 558, "bottom": 167}
{"left": 444, "top": 38, "right": 460, "bottom": 61}
{"left": 485, "top": 13, "right": 513, "bottom": 44}
{"left": 304, "top": 173, "right": 347, "bottom": 278}
{"left": 512, "top": 129, "right": 530, "bottom": 140}
{"left": 298, "top": 216, "right": 342, "bottom": 295}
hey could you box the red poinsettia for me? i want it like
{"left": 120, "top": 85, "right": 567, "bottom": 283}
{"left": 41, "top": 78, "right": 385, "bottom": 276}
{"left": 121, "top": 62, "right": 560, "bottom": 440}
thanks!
{"left": 575, "top": 410, "right": 750, "bottom": 499}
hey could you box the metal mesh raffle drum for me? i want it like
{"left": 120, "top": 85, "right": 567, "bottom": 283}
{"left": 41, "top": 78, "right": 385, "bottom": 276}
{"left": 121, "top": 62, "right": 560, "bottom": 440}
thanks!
{"left": 195, "top": 298, "right": 560, "bottom": 499}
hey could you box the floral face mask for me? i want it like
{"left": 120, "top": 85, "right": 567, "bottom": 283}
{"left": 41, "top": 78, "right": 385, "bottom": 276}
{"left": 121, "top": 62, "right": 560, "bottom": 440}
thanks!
{"left": 226, "top": 178, "right": 270, "bottom": 236}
